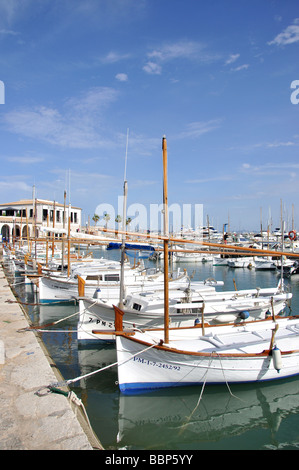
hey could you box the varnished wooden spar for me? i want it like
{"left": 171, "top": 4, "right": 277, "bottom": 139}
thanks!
{"left": 162, "top": 136, "right": 169, "bottom": 344}
{"left": 98, "top": 228, "right": 299, "bottom": 259}
{"left": 20, "top": 233, "right": 299, "bottom": 259}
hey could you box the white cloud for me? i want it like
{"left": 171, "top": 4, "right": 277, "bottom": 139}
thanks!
{"left": 230, "top": 64, "right": 249, "bottom": 72}
{"left": 115, "top": 73, "right": 128, "bottom": 82}
{"left": 225, "top": 53, "right": 240, "bottom": 65}
{"left": 6, "top": 155, "right": 44, "bottom": 164}
{"left": 0, "top": 181, "right": 32, "bottom": 191}
{"left": 143, "top": 61, "right": 162, "bottom": 75}
{"left": 240, "top": 161, "right": 299, "bottom": 177}
{"left": 175, "top": 120, "right": 222, "bottom": 139}
{"left": 101, "top": 51, "right": 131, "bottom": 64}
{"left": 147, "top": 40, "right": 211, "bottom": 62}
{"left": 268, "top": 18, "right": 299, "bottom": 46}
{"left": 3, "top": 87, "right": 119, "bottom": 149}
{"left": 0, "top": 28, "right": 19, "bottom": 35}
{"left": 229, "top": 140, "right": 298, "bottom": 152}
{"left": 143, "top": 40, "right": 219, "bottom": 75}
{"left": 186, "top": 174, "right": 233, "bottom": 184}
{"left": 0, "top": 178, "right": 31, "bottom": 192}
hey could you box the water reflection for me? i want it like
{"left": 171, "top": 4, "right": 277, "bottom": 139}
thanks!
{"left": 116, "top": 378, "right": 299, "bottom": 450}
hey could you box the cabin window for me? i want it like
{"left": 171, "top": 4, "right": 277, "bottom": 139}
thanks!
{"left": 133, "top": 303, "right": 142, "bottom": 311}
{"left": 86, "top": 275, "right": 103, "bottom": 281}
{"left": 104, "top": 274, "right": 120, "bottom": 282}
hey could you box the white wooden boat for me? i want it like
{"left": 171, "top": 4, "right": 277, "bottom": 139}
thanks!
{"left": 114, "top": 310, "right": 299, "bottom": 394}
{"left": 39, "top": 260, "right": 162, "bottom": 303}
{"left": 213, "top": 255, "right": 230, "bottom": 266}
{"left": 175, "top": 251, "right": 213, "bottom": 263}
{"left": 37, "top": 260, "right": 170, "bottom": 303}
{"left": 227, "top": 257, "right": 255, "bottom": 268}
{"left": 254, "top": 257, "right": 278, "bottom": 271}
{"left": 81, "top": 284, "right": 291, "bottom": 342}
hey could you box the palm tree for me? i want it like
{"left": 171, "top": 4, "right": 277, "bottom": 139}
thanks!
{"left": 103, "top": 212, "right": 110, "bottom": 229}
{"left": 115, "top": 215, "right": 122, "bottom": 235}
{"left": 126, "top": 217, "right": 132, "bottom": 231}
{"left": 92, "top": 213, "right": 100, "bottom": 226}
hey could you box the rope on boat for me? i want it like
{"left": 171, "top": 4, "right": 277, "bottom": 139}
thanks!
{"left": 215, "top": 352, "right": 244, "bottom": 402}
{"left": 35, "top": 342, "right": 157, "bottom": 395}
{"left": 178, "top": 354, "right": 214, "bottom": 434}
{"left": 17, "top": 300, "right": 98, "bottom": 332}
{"left": 180, "top": 352, "right": 244, "bottom": 433}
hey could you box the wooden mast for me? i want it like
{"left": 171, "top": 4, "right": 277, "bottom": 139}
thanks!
{"left": 162, "top": 136, "right": 169, "bottom": 344}
{"left": 119, "top": 129, "right": 129, "bottom": 309}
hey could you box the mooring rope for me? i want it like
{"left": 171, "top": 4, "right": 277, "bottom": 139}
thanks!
{"left": 214, "top": 352, "right": 244, "bottom": 402}
{"left": 178, "top": 354, "right": 214, "bottom": 434}
{"left": 179, "top": 351, "right": 244, "bottom": 434}
{"left": 17, "top": 300, "right": 98, "bottom": 332}
{"left": 35, "top": 342, "right": 157, "bottom": 396}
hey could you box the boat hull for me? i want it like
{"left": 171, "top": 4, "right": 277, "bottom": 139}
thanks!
{"left": 116, "top": 318, "right": 299, "bottom": 394}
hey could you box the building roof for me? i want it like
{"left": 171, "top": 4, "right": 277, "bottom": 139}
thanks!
{"left": 0, "top": 199, "right": 81, "bottom": 210}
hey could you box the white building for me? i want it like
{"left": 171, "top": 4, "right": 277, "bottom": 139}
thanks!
{"left": 0, "top": 198, "right": 82, "bottom": 242}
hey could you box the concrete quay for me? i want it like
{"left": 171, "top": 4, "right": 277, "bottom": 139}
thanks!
{"left": 0, "top": 256, "right": 103, "bottom": 450}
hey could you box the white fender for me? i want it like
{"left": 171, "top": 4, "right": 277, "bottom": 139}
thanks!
{"left": 272, "top": 345, "right": 282, "bottom": 372}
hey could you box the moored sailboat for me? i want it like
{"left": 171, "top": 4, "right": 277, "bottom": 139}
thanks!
{"left": 115, "top": 310, "right": 299, "bottom": 393}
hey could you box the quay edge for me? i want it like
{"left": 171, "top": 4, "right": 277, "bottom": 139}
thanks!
{"left": 0, "top": 247, "right": 103, "bottom": 450}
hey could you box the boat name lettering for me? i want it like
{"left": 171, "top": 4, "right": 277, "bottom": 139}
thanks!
{"left": 87, "top": 317, "right": 113, "bottom": 328}
{"left": 133, "top": 356, "right": 180, "bottom": 370}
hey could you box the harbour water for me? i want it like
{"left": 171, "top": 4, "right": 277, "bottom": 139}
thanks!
{"left": 6, "top": 249, "right": 299, "bottom": 450}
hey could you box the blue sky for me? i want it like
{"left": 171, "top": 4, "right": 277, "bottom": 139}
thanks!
{"left": 0, "top": 0, "right": 299, "bottom": 232}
